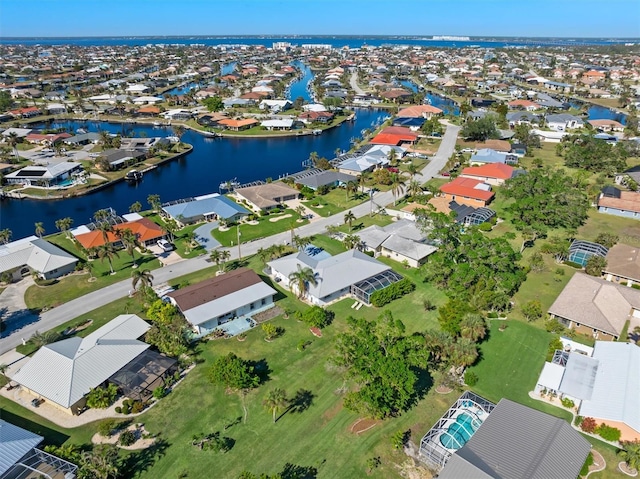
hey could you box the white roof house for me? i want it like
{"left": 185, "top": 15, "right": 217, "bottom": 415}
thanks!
{"left": 12, "top": 314, "right": 150, "bottom": 413}
{"left": 0, "top": 235, "right": 78, "bottom": 280}
{"left": 5, "top": 162, "right": 83, "bottom": 187}
{"left": 0, "top": 420, "right": 43, "bottom": 477}
{"left": 261, "top": 118, "right": 294, "bottom": 130}
{"left": 267, "top": 249, "right": 397, "bottom": 305}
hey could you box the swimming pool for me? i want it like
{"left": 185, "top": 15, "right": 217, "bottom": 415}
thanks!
{"left": 439, "top": 412, "right": 480, "bottom": 449}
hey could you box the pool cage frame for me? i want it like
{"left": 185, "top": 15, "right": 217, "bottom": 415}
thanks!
{"left": 350, "top": 270, "right": 403, "bottom": 305}
{"left": 419, "top": 391, "right": 496, "bottom": 470}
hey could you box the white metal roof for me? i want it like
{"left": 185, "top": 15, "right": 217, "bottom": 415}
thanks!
{"left": 537, "top": 362, "right": 566, "bottom": 391}
{"left": 578, "top": 341, "right": 640, "bottom": 434}
{"left": 0, "top": 236, "right": 77, "bottom": 275}
{"left": 12, "top": 315, "right": 150, "bottom": 409}
{"left": 0, "top": 420, "right": 43, "bottom": 476}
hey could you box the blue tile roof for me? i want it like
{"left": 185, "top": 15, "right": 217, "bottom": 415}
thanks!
{"left": 163, "top": 194, "right": 249, "bottom": 221}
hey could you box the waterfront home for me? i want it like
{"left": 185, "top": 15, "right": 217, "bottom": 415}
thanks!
{"left": 45, "top": 103, "right": 67, "bottom": 115}
{"left": 507, "top": 99, "right": 540, "bottom": 111}
{"left": 74, "top": 217, "right": 167, "bottom": 250}
{"left": 167, "top": 268, "right": 277, "bottom": 338}
{"left": 162, "top": 193, "right": 249, "bottom": 226}
{"left": 0, "top": 235, "right": 78, "bottom": 281}
{"left": 1, "top": 127, "right": 32, "bottom": 138}
{"left": 63, "top": 132, "right": 101, "bottom": 145}
{"left": 25, "top": 132, "right": 72, "bottom": 145}
{"left": 299, "top": 110, "right": 334, "bottom": 124}
{"left": 337, "top": 144, "right": 404, "bottom": 174}
{"left": 5, "top": 162, "right": 83, "bottom": 188}
{"left": 546, "top": 113, "right": 584, "bottom": 131}
{"left": 506, "top": 111, "right": 540, "bottom": 127}
{"left": 132, "top": 95, "right": 163, "bottom": 105}
{"left": 439, "top": 177, "right": 494, "bottom": 207}
{"left": 259, "top": 99, "right": 292, "bottom": 112}
{"left": 589, "top": 119, "right": 624, "bottom": 132}
{"left": 267, "top": 249, "right": 402, "bottom": 306}
{"left": 459, "top": 163, "right": 516, "bottom": 186}
{"left": 597, "top": 186, "right": 640, "bottom": 219}
{"left": 392, "top": 117, "right": 425, "bottom": 131}
{"left": 8, "top": 106, "right": 41, "bottom": 118}
{"left": 291, "top": 170, "right": 358, "bottom": 191}
{"left": 396, "top": 104, "right": 443, "bottom": 119}
{"left": 379, "top": 89, "right": 413, "bottom": 103}
{"left": 549, "top": 273, "right": 639, "bottom": 341}
{"left": 0, "top": 420, "right": 78, "bottom": 478}
{"left": 261, "top": 118, "right": 294, "bottom": 131}
{"left": 98, "top": 149, "right": 146, "bottom": 170}
{"left": 136, "top": 105, "right": 161, "bottom": 117}
{"left": 235, "top": 182, "right": 299, "bottom": 212}
{"left": 217, "top": 118, "right": 259, "bottom": 131}
{"left": 12, "top": 314, "right": 176, "bottom": 415}
{"left": 125, "top": 83, "right": 150, "bottom": 95}
{"left": 163, "top": 109, "right": 192, "bottom": 121}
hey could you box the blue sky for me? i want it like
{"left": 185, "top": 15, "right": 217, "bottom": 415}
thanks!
{"left": 1, "top": 0, "right": 638, "bottom": 38}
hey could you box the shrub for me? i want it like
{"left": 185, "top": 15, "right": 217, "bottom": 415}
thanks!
{"left": 580, "top": 452, "right": 594, "bottom": 476}
{"left": 464, "top": 371, "right": 478, "bottom": 386}
{"left": 574, "top": 415, "right": 584, "bottom": 427}
{"left": 544, "top": 319, "right": 566, "bottom": 334}
{"left": 580, "top": 417, "right": 598, "bottom": 434}
{"left": 118, "top": 429, "right": 136, "bottom": 446}
{"left": 596, "top": 423, "right": 621, "bottom": 442}
{"left": 97, "top": 419, "right": 118, "bottom": 437}
{"left": 478, "top": 222, "right": 492, "bottom": 231}
{"left": 561, "top": 397, "right": 575, "bottom": 409}
{"left": 300, "top": 306, "right": 334, "bottom": 329}
{"left": 563, "top": 261, "right": 583, "bottom": 269}
{"left": 297, "top": 339, "right": 311, "bottom": 352}
{"left": 115, "top": 406, "right": 122, "bottom": 414}
{"left": 369, "top": 278, "right": 416, "bottom": 307}
{"left": 153, "top": 386, "right": 166, "bottom": 399}
{"left": 131, "top": 400, "right": 145, "bottom": 414}
{"left": 391, "top": 430, "right": 410, "bottom": 450}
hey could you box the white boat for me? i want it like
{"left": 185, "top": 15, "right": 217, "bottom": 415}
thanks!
{"left": 312, "top": 129, "right": 322, "bottom": 135}
{"left": 76, "top": 128, "right": 87, "bottom": 134}
{"left": 220, "top": 178, "right": 240, "bottom": 190}
{"left": 153, "top": 121, "right": 162, "bottom": 127}
{"left": 124, "top": 170, "right": 143, "bottom": 181}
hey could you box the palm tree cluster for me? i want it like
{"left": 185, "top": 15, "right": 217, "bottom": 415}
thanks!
{"left": 256, "top": 244, "right": 294, "bottom": 264}
{"left": 209, "top": 249, "right": 231, "bottom": 272}
{"left": 287, "top": 265, "right": 319, "bottom": 299}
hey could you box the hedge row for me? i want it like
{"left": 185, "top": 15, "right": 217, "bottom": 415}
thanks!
{"left": 369, "top": 278, "right": 415, "bottom": 307}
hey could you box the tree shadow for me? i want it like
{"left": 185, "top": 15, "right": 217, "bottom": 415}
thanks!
{"left": 352, "top": 222, "right": 365, "bottom": 231}
{"left": 288, "top": 389, "right": 315, "bottom": 414}
{"left": 121, "top": 437, "right": 170, "bottom": 477}
{"left": 280, "top": 463, "right": 318, "bottom": 479}
{"left": 248, "top": 358, "right": 271, "bottom": 384}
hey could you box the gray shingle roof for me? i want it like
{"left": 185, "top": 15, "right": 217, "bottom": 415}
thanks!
{"left": 438, "top": 399, "right": 591, "bottom": 479}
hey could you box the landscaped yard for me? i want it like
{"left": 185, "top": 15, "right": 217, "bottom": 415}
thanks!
{"left": 303, "top": 188, "right": 368, "bottom": 218}
{"left": 211, "top": 209, "right": 309, "bottom": 246}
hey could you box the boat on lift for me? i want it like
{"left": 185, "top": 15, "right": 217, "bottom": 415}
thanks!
{"left": 219, "top": 178, "right": 240, "bottom": 191}
{"left": 124, "top": 170, "right": 143, "bottom": 182}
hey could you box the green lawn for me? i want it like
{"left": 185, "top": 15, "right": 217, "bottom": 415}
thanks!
{"left": 211, "top": 209, "right": 309, "bottom": 246}
{"left": 24, "top": 233, "right": 161, "bottom": 311}
{"left": 303, "top": 189, "right": 368, "bottom": 218}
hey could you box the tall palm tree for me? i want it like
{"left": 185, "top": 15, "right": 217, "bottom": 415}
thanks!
{"left": 34, "top": 222, "right": 45, "bottom": 238}
{"left": 288, "top": 265, "right": 319, "bottom": 298}
{"left": 263, "top": 388, "right": 288, "bottom": 423}
{"left": 407, "top": 163, "right": 420, "bottom": 179}
{"left": 184, "top": 231, "right": 196, "bottom": 253}
{"left": 131, "top": 268, "right": 154, "bottom": 291}
{"left": 97, "top": 222, "right": 113, "bottom": 245}
{"left": 387, "top": 148, "right": 398, "bottom": 167}
{"left": 55, "top": 217, "right": 73, "bottom": 239}
{"left": 97, "top": 244, "right": 119, "bottom": 275}
{"left": 343, "top": 234, "right": 362, "bottom": 251}
{"left": 117, "top": 228, "right": 138, "bottom": 265}
{"left": 210, "top": 249, "right": 223, "bottom": 271}
{"left": 172, "top": 125, "right": 186, "bottom": 146}
{"left": 220, "top": 250, "right": 231, "bottom": 270}
{"left": 292, "top": 235, "right": 312, "bottom": 251}
{"left": 359, "top": 172, "right": 369, "bottom": 193}
{"left": 129, "top": 201, "right": 142, "bottom": 213}
{"left": 390, "top": 173, "right": 407, "bottom": 206}
{"left": 459, "top": 314, "right": 487, "bottom": 342}
{"left": 407, "top": 179, "right": 423, "bottom": 199}
{"left": 344, "top": 210, "right": 356, "bottom": 232}
{"left": 450, "top": 338, "right": 479, "bottom": 368}
{"left": 7, "top": 132, "right": 20, "bottom": 163}
{"left": 345, "top": 180, "right": 358, "bottom": 200}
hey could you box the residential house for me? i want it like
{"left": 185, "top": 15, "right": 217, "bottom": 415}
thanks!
{"left": 427, "top": 196, "right": 496, "bottom": 226}
{"left": 291, "top": 170, "right": 358, "bottom": 191}
{"left": 336, "top": 145, "right": 405, "bottom": 174}
{"left": 217, "top": 118, "right": 259, "bottom": 131}
{"left": 597, "top": 186, "right": 640, "bottom": 220}
{"left": 459, "top": 163, "right": 516, "bottom": 186}
{"left": 506, "top": 111, "right": 540, "bottom": 127}
{"left": 167, "top": 268, "right": 277, "bottom": 337}
{"left": 0, "top": 235, "right": 78, "bottom": 281}
{"left": 299, "top": 110, "right": 334, "bottom": 124}
{"left": 74, "top": 217, "right": 167, "bottom": 249}
{"left": 604, "top": 243, "right": 640, "bottom": 286}
{"left": 259, "top": 99, "right": 292, "bottom": 112}
{"left": 162, "top": 193, "right": 249, "bottom": 226}
{"left": 98, "top": 149, "right": 146, "bottom": 170}
{"left": 8, "top": 107, "right": 41, "bottom": 118}
{"left": 234, "top": 182, "right": 299, "bottom": 211}
{"left": 439, "top": 177, "right": 494, "bottom": 207}
{"left": 474, "top": 139, "right": 512, "bottom": 153}
{"left": 370, "top": 126, "right": 418, "bottom": 146}
{"left": 11, "top": 315, "right": 177, "bottom": 414}
{"left": 0, "top": 420, "right": 78, "bottom": 479}
{"left": 267, "top": 249, "right": 403, "bottom": 306}
{"left": 567, "top": 240, "right": 609, "bottom": 267}
{"left": 548, "top": 273, "right": 640, "bottom": 340}
{"left": 507, "top": 99, "right": 540, "bottom": 111}
{"left": 546, "top": 113, "right": 584, "bottom": 132}
{"left": 396, "top": 104, "right": 443, "bottom": 119}
{"left": 5, "top": 162, "right": 83, "bottom": 187}
{"left": 544, "top": 81, "right": 574, "bottom": 93}
{"left": 589, "top": 119, "right": 624, "bottom": 132}
{"left": 261, "top": 118, "right": 294, "bottom": 130}
{"left": 469, "top": 148, "right": 518, "bottom": 166}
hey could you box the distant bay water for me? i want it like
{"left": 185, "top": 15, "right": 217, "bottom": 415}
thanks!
{"left": 0, "top": 36, "right": 636, "bottom": 48}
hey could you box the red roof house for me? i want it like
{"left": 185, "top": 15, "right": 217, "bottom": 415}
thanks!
{"left": 439, "top": 177, "right": 494, "bottom": 207}
{"left": 460, "top": 163, "right": 515, "bottom": 186}
{"left": 370, "top": 126, "right": 418, "bottom": 146}
{"left": 75, "top": 218, "right": 167, "bottom": 249}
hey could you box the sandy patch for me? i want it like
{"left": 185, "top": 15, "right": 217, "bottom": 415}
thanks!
{"left": 322, "top": 401, "right": 343, "bottom": 424}
{"left": 246, "top": 220, "right": 259, "bottom": 225}
{"left": 92, "top": 423, "right": 155, "bottom": 450}
{"left": 350, "top": 418, "right": 379, "bottom": 434}
{"left": 269, "top": 213, "right": 292, "bottom": 223}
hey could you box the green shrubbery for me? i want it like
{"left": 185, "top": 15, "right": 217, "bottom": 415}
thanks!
{"left": 560, "top": 397, "right": 575, "bottom": 409}
{"left": 595, "top": 423, "right": 622, "bottom": 442}
{"left": 464, "top": 371, "right": 478, "bottom": 386}
{"left": 369, "top": 278, "right": 415, "bottom": 307}
{"left": 118, "top": 430, "right": 136, "bottom": 446}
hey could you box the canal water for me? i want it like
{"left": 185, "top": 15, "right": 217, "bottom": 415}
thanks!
{"left": 288, "top": 62, "right": 314, "bottom": 103}
{"left": 1, "top": 108, "right": 389, "bottom": 238}
{"left": 400, "top": 80, "right": 460, "bottom": 116}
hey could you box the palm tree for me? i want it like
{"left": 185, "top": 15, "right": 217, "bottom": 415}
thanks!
{"left": 0, "top": 229, "right": 11, "bottom": 244}
{"left": 407, "top": 179, "right": 423, "bottom": 199}
{"left": 34, "top": 222, "right": 45, "bottom": 238}
{"left": 390, "top": 173, "right": 407, "bottom": 206}
{"left": 344, "top": 210, "right": 356, "bottom": 232}
{"left": 80, "top": 444, "right": 120, "bottom": 479}
{"left": 84, "top": 261, "right": 95, "bottom": 280}
{"left": 459, "top": 314, "right": 487, "bottom": 342}
{"left": 97, "top": 244, "right": 120, "bottom": 275}
{"left": 450, "top": 338, "right": 479, "bottom": 368}
{"left": 619, "top": 441, "right": 640, "bottom": 472}
{"left": 308, "top": 151, "right": 319, "bottom": 168}
{"left": 292, "top": 235, "right": 312, "bottom": 251}
{"left": 387, "top": 148, "right": 398, "bottom": 167}
{"left": 29, "top": 330, "right": 61, "bottom": 349}
{"left": 263, "top": 388, "right": 288, "bottom": 423}
{"left": 288, "top": 265, "right": 319, "bottom": 298}
{"left": 295, "top": 205, "right": 306, "bottom": 218}
{"left": 210, "top": 249, "right": 223, "bottom": 271}
{"left": 184, "top": 231, "right": 196, "bottom": 253}
{"left": 131, "top": 268, "right": 154, "bottom": 291}
{"left": 97, "top": 222, "right": 113, "bottom": 244}
{"left": 147, "top": 194, "right": 161, "bottom": 213}
{"left": 359, "top": 171, "right": 370, "bottom": 193}
{"left": 172, "top": 125, "right": 186, "bottom": 146}
{"left": 98, "top": 130, "right": 112, "bottom": 150}
{"left": 129, "top": 201, "right": 142, "bottom": 213}
{"left": 220, "top": 250, "right": 231, "bottom": 270}
{"left": 343, "top": 234, "right": 362, "bottom": 251}
{"left": 55, "top": 217, "right": 73, "bottom": 239}
{"left": 345, "top": 180, "right": 358, "bottom": 200}
{"left": 117, "top": 228, "right": 138, "bottom": 265}
{"left": 0, "top": 363, "right": 8, "bottom": 380}
{"left": 407, "top": 163, "right": 420, "bottom": 179}
{"left": 6, "top": 132, "right": 20, "bottom": 163}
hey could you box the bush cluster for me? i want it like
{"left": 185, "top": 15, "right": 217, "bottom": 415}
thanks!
{"left": 369, "top": 278, "right": 415, "bottom": 307}
{"left": 117, "top": 398, "right": 147, "bottom": 415}
{"left": 118, "top": 429, "right": 136, "bottom": 446}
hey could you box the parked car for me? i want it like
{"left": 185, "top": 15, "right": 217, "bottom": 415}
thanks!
{"left": 461, "top": 148, "right": 475, "bottom": 153}
{"left": 442, "top": 171, "right": 451, "bottom": 177}
{"left": 157, "top": 239, "right": 174, "bottom": 252}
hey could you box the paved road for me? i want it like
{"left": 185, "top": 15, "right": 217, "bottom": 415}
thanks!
{"left": 349, "top": 71, "right": 366, "bottom": 96}
{"left": 0, "top": 124, "right": 460, "bottom": 354}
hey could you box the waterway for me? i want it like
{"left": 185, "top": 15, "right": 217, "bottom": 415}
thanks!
{"left": 288, "top": 62, "right": 314, "bottom": 103}
{"left": 162, "top": 62, "right": 237, "bottom": 96}
{"left": 400, "top": 80, "right": 460, "bottom": 116}
{"left": 1, "top": 109, "right": 389, "bottom": 238}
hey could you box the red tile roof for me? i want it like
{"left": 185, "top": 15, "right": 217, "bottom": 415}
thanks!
{"left": 440, "top": 177, "right": 494, "bottom": 201}
{"left": 461, "top": 163, "right": 514, "bottom": 180}
{"left": 75, "top": 218, "right": 165, "bottom": 249}
{"left": 397, "top": 105, "right": 443, "bottom": 117}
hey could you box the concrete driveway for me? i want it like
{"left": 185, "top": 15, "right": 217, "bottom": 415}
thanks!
{"left": 0, "top": 276, "right": 41, "bottom": 337}
{"left": 194, "top": 222, "right": 221, "bottom": 251}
